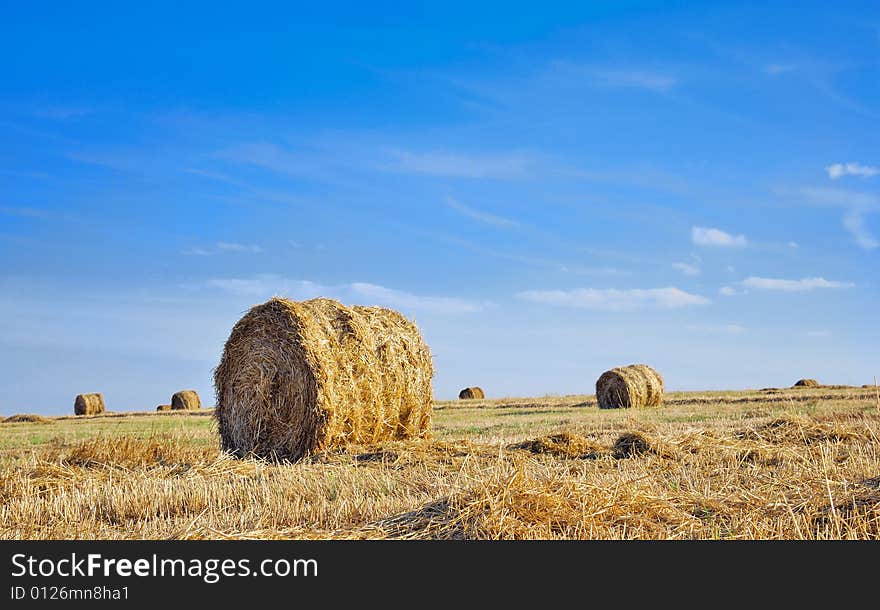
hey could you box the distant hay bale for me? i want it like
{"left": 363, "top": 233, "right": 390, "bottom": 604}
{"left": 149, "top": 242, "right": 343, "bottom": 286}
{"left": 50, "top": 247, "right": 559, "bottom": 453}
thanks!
{"left": 596, "top": 364, "right": 664, "bottom": 409}
{"left": 214, "top": 297, "right": 435, "bottom": 461}
{"left": 74, "top": 393, "right": 105, "bottom": 416}
{"left": 3, "top": 414, "right": 52, "bottom": 424}
{"left": 458, "top": 387, "right": 485, "bottom": 400}
{"left": 793, "top": 379, "right": 819, "bottom": 388}
{"left": 171, "top": 390, "right": 201, "bottom": 410}
{"left": 156, "top": 404, "right": 171, "bottom": 412}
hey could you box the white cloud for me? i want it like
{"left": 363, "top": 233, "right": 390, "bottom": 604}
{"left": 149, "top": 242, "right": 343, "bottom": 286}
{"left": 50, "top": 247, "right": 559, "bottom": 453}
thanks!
{"left": 381, "top": 149, "right": 531, "bottom": 179}
{"left": 842, "top": 210, "right": 879, "bottom": 250}
{"left": 217, "top": 142, "right": 312, "bottom": 175}
{"left": 216, "top": 242, "right": 263, "bottom": 253}
{"left": 691, "top": 226, "right": 748, "bottom": 247}
{"left": 800, "top": 187, "right": 879, "bottom": 208}
{"left": 206, "top": 276, "right": 326, "bottom": 298}
{"left": 686, "top": 324, "right": 745, "bottom": 334}
{"left": 516, "top": 287, "right": 710, "bottom": 311}
{"left": 446, "top": 197, "right": 519, "bottom": 227}
{"left": 765, "top": 64, "right": 795, "bottom": 75}
{"left": 719, "top": 286, "right": 738, "bottom": 296}
{"left": 0, "top": 206, "right": 50, "bottom": 218}
{"left": 807, "top": 330, "right": 832, "bottom": 338}
{"left": 350, "top": 283, "right": 486, "bottom": 314}
{"left": 672, "top": 262, "right": 700, "bottom": 276}
{"left": 183, "top": 242, "right": 263, "bottom": 256}
{"left": 742, "top": 276, "right": 855, "bottom": 292}
{"left": 825, "top": 162, "right": 879, "bottom": 180}
{"left": 205, "top": 275, "right": 486, "bottom": 315}
{"left": 590, "top": 69, "right": 677, "bottom": 92}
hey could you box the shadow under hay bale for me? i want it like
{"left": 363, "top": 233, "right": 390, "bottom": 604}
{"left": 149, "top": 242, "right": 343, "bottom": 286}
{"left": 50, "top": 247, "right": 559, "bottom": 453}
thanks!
{"left": 3, "top": 414, "right": 52, "bottom": 424}
{"left": 612, "top": 431, "right": 676, "bottom": 459}
{"left": 156, "top": 404, "right": 171, "bottom": 412}
{"left": 596, "top": 364, "right": 664, "bottom": 409}
{"left": 171, "top": 390, "right": 201, "bottom": 410}
{"left": 214, "top": 297, "right": 434, "bottom": 461}
{"left": 793, "top": 378, "right": 819, "bottom": 388}
{"left": 74, "top": 393, "right": 105, "bottom": 416}
{"left": 458, "top": 387, "right": 485, "bottom": 400}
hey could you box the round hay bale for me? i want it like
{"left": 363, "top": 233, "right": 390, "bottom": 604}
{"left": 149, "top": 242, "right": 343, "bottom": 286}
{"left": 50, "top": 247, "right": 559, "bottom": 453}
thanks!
{"left": 171, "top": 390, "right": 201, "bottom": 410}
{"left": 74, "top": 393, "right": 105, "bottom": 416}
{"left": 596, "top": 364, "right": 664, "bottom": 409}
{"left": 156, "top": 404, "right": 172, "bottom": 412}
{"left": 214, "top": 297, "right": 435, "bottom": 461}
{"left": 793, "top": 378, "right": 819, "bottom": 388}
{"left": 458, "top": 387, "right": 485, "bottom": 400}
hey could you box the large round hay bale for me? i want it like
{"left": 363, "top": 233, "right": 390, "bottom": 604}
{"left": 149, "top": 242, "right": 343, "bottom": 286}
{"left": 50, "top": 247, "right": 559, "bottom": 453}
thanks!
{"left": 156, "top": 404, "right": 172, "bottom": 412}
{"left": 458, "top": 386, "right": 485, "bottom": 400}
{"left": 793, "top": 378, "right": 819, "bottom": 388}
{"left": 74, "top": 393, "right": 105, "bottom": 416}
{"left": 214, "top": 297, "right": 435, "bottom": 461}
{"left": 171, "top": 390, "right": 201, "bottom": 410}
{"left": 596, "top": 364, "right": 664, "bottom": 409}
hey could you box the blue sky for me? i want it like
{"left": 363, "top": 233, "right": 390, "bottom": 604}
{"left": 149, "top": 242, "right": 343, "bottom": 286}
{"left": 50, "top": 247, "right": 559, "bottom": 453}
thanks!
{"left": 2, "top": 1, "right": 879, "bottom": 414}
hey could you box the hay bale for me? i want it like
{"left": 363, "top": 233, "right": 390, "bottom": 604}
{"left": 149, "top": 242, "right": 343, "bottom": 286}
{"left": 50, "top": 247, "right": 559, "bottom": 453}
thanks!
{"left": 793, "top": 378, "right": 819, "bottom": 388}
{"left": 214, "top": 297, "right": 435, "bottom": 461}
{"left": 171, "top": 390, "right": 201, "bottom": 410}
{"left": 596, "top": 364, "right": 664, "bottom": 409}
{"left": 3, "top": 414, "right": 52, "bottom": 424}
{"left": 458, "top": 387, "right": 485, "bottom": 400}
{"left": 156, "top": 404, "right": 172, "bottom": 412}
{"left": 74, "top": 393, "right": 105, "bottom": 416}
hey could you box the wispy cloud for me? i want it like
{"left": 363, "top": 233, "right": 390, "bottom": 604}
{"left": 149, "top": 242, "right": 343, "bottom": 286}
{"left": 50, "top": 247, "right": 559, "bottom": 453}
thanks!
{"left": 516, "top": 287, "right": 710, "bottom": 311}
{"left": 183, "top": 242, "right": 263, "bottom": 256}
{"left": 742, "top": 276, "right": 854, "bottom": 292}
{"left": 380, "top": 148, "right": 531, "bottom": 179}
{"left": 32, "top": 106, "right": 96, "bottom": 120}
{"left": 826, "top": 162, "right": 879, "bottom": 180}
{"left": 807, "top": 330, "right": 832, "bottom": 338}
{"left": 216, "top": 142, "right": 315, "bottom": 175}
{"left": 205, "top": 275, "right": 486, "bottom": 315}
{"left": 799, "top": 187, "right": 879, "bottom": 249}
{"left": 692, "top": 226, "right": 748, "bottom": 247}
{"left": 590, "top": 69, "right": 678, "bottom": 92}
{"left": 350, "top": 282, "right": 486, "bottom": 314}
{"left": 672, "top": 262, "right": 700, "bottom": 276}
{"left": 765, "top": 63, "right": 795, "bottom": 75}
{"left": 842, "top": 209, "right": 879, "bottom": 250}
{"left": 719, "top": 286, "right": 741, "bottom": 296}
{"left": 686, "top": 323, "right": 745, "bottom": 334}
{"left": 446, "top": 197, "right": 519, "bottom": 227}
{"left": 0, "top": 206, "right": 50, "bottom": 218}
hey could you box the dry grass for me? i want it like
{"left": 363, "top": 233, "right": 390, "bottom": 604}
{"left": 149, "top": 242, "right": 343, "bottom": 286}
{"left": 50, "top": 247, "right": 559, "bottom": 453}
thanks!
{"left": 2, "top": 387, "right": 879, "bottom": 539}
{"left": 214, "top": 297, "right": 434, "bottom": 461}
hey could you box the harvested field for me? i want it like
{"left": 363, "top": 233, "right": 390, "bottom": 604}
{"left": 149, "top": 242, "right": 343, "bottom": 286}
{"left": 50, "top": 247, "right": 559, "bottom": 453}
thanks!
{"left": 2, "top": 386, "right": 879, "bottom": 539}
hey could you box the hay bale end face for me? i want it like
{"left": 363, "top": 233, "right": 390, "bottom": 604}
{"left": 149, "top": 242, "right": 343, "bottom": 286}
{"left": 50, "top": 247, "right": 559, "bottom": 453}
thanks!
{"left": 171, "top": 390, "right": 201, "bottom": 410}
{"left": 214, "top": 297, "right": 435, "bottom": 461}
{"left": 458, "top": 387, "right": 485, "bottom": 400}
{"left": 793, "top": 379, "right": 819, "bottom": 388}
{"left": 596, "top": 364, "right": 664, "bottom": 409}
{"left": 156, "top": 404, "right": 171, "bottom": 412}
{"left": 74, "top": 393, "right": 105, "bottom": 416}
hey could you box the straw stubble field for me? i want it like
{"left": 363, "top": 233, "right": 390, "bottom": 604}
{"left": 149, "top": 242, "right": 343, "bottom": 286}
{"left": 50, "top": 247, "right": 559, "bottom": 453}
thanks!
{"left": 2, "top": 386, "right": 879, "bottom": 539}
